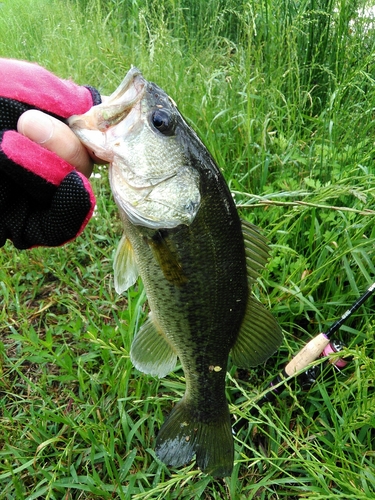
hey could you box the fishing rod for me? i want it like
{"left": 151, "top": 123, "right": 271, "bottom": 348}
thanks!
{"left": 262, "top": 281, "right": 375, "bottom": 402}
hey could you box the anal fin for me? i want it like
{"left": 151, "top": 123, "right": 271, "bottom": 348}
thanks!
{"left": 130, "top": 313, "right": 177, "bottom": 378}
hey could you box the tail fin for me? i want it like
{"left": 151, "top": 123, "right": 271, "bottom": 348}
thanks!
{"left": 155, "top": 398, "right": 233, "bottom": 477}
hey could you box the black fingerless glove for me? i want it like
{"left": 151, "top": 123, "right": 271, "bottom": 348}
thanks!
{"left": 0, "top": 58, "right": 101, "bottom": 249}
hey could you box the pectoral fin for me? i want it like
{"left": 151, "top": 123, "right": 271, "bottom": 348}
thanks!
{"left": 130, "top": 313, "right": 178, "bottom": 378}
{"left": 148, "top": 231, "right": 188, "bottom": 287}
{"left": 231, "top": 295, "right": 283, "bottom": 367}
{"left": 113, "top": 234, "right": 139, "bottom": 294}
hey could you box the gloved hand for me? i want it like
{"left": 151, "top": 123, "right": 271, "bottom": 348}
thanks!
{"left": 0, "top": 58, "right": 102, "bottom": 249}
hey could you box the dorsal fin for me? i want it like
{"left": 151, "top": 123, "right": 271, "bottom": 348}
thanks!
{"left": 230, "top": 220, "right": 283, "bottom": 367}
{"left": 241, "top": 219, "right": 270, "bottom": 284}
{"left": 231, "top": 296, "right": 283, "bottom": 367}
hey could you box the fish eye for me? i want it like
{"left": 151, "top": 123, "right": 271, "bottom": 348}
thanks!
{"left": 151, "top": 109, "right": 175, "bottom": 136}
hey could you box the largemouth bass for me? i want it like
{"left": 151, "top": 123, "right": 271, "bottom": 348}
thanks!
{"left": 68, "top": 68, "right": 283, "bottom": 477}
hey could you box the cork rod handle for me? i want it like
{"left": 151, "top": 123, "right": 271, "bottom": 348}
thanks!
{"left": 284, "top": 333, "right": 330, "bottom": 376}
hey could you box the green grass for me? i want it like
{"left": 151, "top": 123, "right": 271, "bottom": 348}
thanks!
{"left": 1, "top": 0, "right": 375, "bottom": 498}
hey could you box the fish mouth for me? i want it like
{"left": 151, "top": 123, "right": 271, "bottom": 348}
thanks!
{"left": 68, "top": 67, "right": 146, "bottom": 133}
{"left": 96, "top": 67, "right": 146, "bottom": 132}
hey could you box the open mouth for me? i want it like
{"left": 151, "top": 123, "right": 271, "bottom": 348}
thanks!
{"left": 68, "top": 67, "right": 146, "bottom": 133}
{"left": 96, "top": 67, "right": 146, "bottom": 132}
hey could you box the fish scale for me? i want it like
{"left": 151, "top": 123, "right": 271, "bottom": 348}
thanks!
{"left": 69, "top": 67, "right": 283, "bottom": 476}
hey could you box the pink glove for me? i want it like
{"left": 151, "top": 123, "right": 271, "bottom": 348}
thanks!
{"left": 0, "top": 59, "right": 101, "bottom": 249}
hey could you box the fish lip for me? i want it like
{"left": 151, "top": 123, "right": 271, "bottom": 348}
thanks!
{"left": 106, "top": 66, "right": 144, "bottom": 102}
{"left": 96, "top": 67, "right": 146, "bottom": 132}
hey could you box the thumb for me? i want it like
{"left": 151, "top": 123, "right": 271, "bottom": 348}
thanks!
{"left": 17, "top": 109, "right": 94, "bottom": 178}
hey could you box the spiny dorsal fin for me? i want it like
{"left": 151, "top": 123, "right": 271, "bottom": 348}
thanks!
{"left": 113, "top": 233, "right": 139, "bottom": 294}
{"left": 130, "top": 313, "right": 178, "bottom": 378}
{"left": 231, "top": 295, "right": 283, "bottom": 368}
{"left": 241, "top": 219, "right": 270, "bottom": 284}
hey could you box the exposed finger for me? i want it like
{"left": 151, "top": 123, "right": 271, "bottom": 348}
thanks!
{"left": 17, "top": 110, "right": 94, "bottom": 178}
